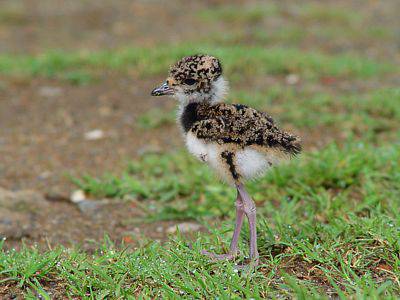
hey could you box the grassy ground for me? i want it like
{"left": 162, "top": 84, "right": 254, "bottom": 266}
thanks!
{"left": 1, "top": 0, "right": 399, "bottom": 298}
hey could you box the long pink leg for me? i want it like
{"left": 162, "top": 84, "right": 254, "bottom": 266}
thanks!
{"left": 202, "top": 191, "right": 244, "bottom": 260}
{"left": 229, "top": 193, "right": 245, "bottom": 254}
{"left": 236, "top": 183, "right": 259, "bottom": 265}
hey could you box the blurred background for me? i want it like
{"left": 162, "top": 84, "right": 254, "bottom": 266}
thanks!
{"left": 0, "top": 0, "right": 399, "bottom": 247}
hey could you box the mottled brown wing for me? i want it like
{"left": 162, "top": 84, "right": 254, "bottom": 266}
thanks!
{"left": 191, "top": 103, "right": 301, "bottom": 155}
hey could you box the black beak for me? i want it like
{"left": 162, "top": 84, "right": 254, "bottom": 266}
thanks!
{"left": 151, "top": 81, "right": 174, "bottom": 96}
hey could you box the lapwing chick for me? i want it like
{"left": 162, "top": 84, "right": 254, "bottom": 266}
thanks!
{"left": 151, "top": 55, "right": 301, "bottom": 266}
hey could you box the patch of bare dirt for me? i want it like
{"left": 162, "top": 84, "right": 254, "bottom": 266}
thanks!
{"left": 0, "top": 75, "right": 180, "bottom": 194}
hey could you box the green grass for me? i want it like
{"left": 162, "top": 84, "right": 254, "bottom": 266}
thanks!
{"left": 1, "top": 227, "right": 398, "bottom": 298}
{"left": 0, "top": 45, "right": 395, "bottom": 85}
{"left": 2, "top": 141, "right": 400, "bottom": 297}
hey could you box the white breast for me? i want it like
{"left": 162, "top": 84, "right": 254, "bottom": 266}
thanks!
{"left": 186, "top": 132, "right": 227, "bottom": 179}
{"left": 235, "top": 148, "right": 274, "bottom": 180}
{"left": 185, "top": 132, "right": 209, "bottom": 162}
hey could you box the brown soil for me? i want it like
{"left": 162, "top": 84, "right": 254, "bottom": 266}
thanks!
{"left": 0, "top": 75, "right": 180, "bottom": 194}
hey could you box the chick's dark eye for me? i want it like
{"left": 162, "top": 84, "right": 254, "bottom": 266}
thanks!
{"left": 184, "top": 78, "right": 197, "bottom": 85}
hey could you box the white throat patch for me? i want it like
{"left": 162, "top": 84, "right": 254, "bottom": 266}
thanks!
{"left": 210, "top": 76, "right": 229, "bottom": 103}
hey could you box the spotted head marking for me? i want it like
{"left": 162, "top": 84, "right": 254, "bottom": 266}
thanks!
{"left": 151, "top": 54, "right": 227, "bottom": 104}
{"left": 169, "top": 54, "right": 222, "bottom": 93}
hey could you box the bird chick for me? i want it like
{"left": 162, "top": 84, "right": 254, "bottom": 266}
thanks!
{"left": 151, "top": 54, "right": 301, "bottom": 266}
